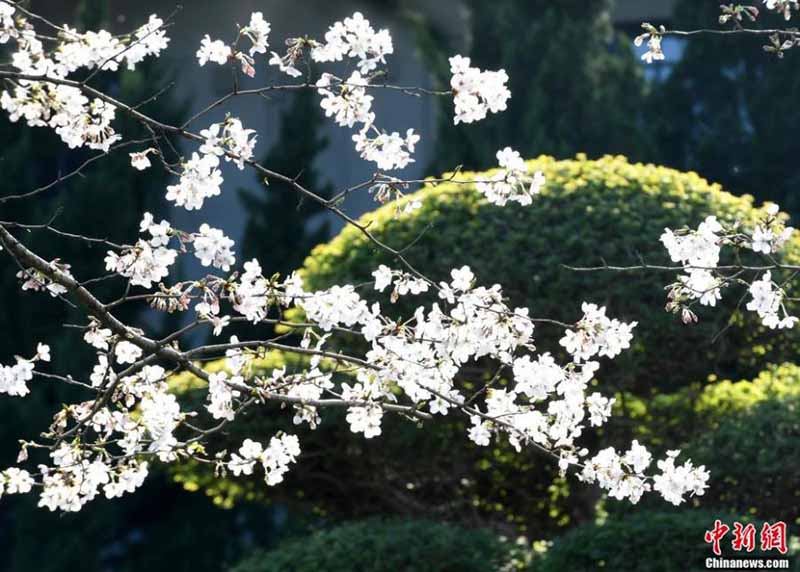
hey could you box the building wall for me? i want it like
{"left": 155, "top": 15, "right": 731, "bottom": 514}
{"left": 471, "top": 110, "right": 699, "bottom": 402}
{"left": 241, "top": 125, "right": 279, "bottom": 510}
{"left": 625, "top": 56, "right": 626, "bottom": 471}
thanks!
{"left": 614, "top": 0, "right": 676, "bottom": 23}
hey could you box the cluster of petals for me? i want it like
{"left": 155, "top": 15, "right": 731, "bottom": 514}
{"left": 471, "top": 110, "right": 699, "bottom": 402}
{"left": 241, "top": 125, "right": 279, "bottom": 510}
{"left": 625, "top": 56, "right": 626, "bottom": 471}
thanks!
{"left": 580, "top": 444, "right": 708, "bottom": 505}
{"left": 228, "top": 435, "right": 301, "bottom": 485}
{"left": 191, "top": 224, "right": 236, "bottom": 271}
{"left": 661, "top": 216, "right": 725, "bottom": 307}
{"left": 38, "top": 443, "right": 149, "bottom": 512}
{"left": 559, "top": 303, "right": 637, "bottom": 362}
{"left": 166, "top": 152, "right": 223, "bottom": 210}
{"left": 310, "top": 11, "right": 393, "bottom": 74}
{"left": 196, "top": 35, "right": 231, "bottom": 66}
{"left": 0, "top": 343, "right": 49, "bottom": 396}
{"left": 449, "top": 55, "right": 511, "bottom": 124}
{"left": 477, "top": 147, "right": 546, "bottom": 206}
{"left": 199, "top": 117, "right": 257, "bottom": 170}
{"left": 0, "top": 8, "right": 168, "bottom": 151}
{"left": 662, "top": 205, "right": 798, "bottom": 327}
{"left": 105, "top": 241, "right": 177, "bottom": 290}
{"left": 747, "top": 271, "right": 798, "bottom": 329}
{"left": 17, "top": 260, "right": 72, "bottom": 297}
{"left": 634, "top": 26, "right": 665, "bottom": 64}
{"left": 764, "top": 0, "right": 799, "bottom": 20}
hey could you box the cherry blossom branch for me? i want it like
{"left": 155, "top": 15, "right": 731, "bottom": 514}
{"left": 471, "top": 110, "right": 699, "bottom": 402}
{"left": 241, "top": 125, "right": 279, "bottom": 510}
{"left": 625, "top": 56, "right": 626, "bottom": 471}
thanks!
{"left": 0, "top": 4, "right": 710, "bottom": 513}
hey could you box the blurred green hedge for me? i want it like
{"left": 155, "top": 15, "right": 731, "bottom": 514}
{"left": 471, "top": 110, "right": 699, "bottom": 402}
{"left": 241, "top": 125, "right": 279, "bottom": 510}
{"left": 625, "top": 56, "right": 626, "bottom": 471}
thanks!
{"left": 605, "top": 364, "right": 800, "bottom": 525}
{"left": 228, "top": 518, "right": 517, "bottom": 572}
{"left": 687, "top": 395, "right": 800, "bottom": 526}
{"left": 615, "top": 362, "right": 800, "bottom": 448}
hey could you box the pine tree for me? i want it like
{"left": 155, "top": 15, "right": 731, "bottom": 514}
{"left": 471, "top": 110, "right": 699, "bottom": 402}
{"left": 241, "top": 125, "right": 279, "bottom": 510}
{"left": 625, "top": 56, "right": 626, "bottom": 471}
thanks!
{"left": 238, "top": 88, "right": 333, "bottom": 277}
{"left": 648, "top": 0, "right": 800, "bottom": 217}
{"left": 415, "top": 0, "right": 651, "bottom": 172}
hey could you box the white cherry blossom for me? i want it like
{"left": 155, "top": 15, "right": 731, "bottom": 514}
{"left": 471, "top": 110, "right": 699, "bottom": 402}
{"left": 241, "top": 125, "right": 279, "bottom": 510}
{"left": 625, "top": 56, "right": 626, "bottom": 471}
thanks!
{"left": 449, "top": 55, "right": 510, "bottom": 124}
{"left": 310, "top": 12, "right": 393, "bottom": 74}
{"left": 166, "top": 153, "right": 223, "bottom": 210}
{"left": 196, "top": 35, "right": 231, "bottom": 66}
{"left": 477, "top": 147, "right": 545, "bottom": 206}
{"left": 192, "top": 224, "right": 236, "bottom": 271}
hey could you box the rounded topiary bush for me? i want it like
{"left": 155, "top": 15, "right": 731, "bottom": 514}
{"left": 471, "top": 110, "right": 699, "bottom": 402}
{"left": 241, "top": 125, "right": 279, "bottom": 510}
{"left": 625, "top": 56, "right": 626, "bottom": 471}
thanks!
{"left": 171, "top": 156, "right": 800, "bottom": 536}
{"left": 603, "top": 363, "right": 800, "bottom": 522}
{"left": 297, "top": 154, "right": 800, "bottom": 393}
{"left": 686, "top": 396, "right": 800, "bottom": 526}
{"left": 530, "top": 510, "right": 781, "bottom": 572}
{"left": 615, "top": 361, "right": 800, "bottom": 448}
{"left": 229, "top": 518, "right": 517, "bottom": 572}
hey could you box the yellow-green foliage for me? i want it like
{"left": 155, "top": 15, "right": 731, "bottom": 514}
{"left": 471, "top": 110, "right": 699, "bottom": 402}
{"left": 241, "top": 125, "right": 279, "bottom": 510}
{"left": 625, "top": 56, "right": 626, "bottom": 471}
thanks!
{"left": 297, "top": 154, "right": 800, "bottom": 392}
{"left": 603, "top": 363, "right": 800, "bottom": 523}
{"left": 696, "top": 362, "right": 800, "bottom": 416}
{"left": 687, "top": 394, "right": 800, "bottom": 525}
{"left": 616, "top": 362, "right": 800, "bottom": 447}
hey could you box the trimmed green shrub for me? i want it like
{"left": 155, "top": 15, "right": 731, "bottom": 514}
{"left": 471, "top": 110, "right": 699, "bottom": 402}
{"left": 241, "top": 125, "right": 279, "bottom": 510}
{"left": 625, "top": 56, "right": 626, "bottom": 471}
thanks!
{"left": 687, "top": 396, "right": 800, "bottom": 526}
{"left": 605, "top": 366, "right": 800, "bottom": 524}
{"left": 229, "top": 518, "right": 517, "bottom": 572}
{"left": 172, "top": 157, "right": 800, "bottom": 535}
{"left": 296, "top": 154, "right": 800, "bottom": 393}
{"left": 530, "top": 510, "right": 786, "bottom": 572}
{"left": 615, "top": 362, "right": 800, "bottom": 448}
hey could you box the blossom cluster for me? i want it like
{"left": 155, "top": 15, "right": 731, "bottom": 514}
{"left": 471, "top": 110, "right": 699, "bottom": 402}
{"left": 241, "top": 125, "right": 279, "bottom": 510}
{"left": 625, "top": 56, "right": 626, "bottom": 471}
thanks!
{"left": 17, "top": 260, "right": 73, "bottom": 297}
{"left": 5, "top": 255, "right": 710, "bottom": 510}
{"left": 579, "top": 444, "right": 709, "bottom": 505}
{"left": 166, "top": 117, "right": 256, "bottom": 210}
{"left": 661, "top": 204, "right": 797, "bottom": 328}
{"left": 228, "top": 435, "right": 301, "bottom": 485}
{"left": 765, "top": 0, "right": 799, "bottom": 20}
{"left": 746, "top": 271, "right": 797, "bottom": 329}
{"left": 38, "top": 444, "right": 149, "bottom": 511}
{"left": 661, "top": 215, "right": 725, "bottom": 308}
{"left": 199, "top": 117, "right": 257, "bottom": 170}
{"left": 103, "top": 213, "right": 236, "bottom": 291}
{"left": 166, "top": 152, "right": 224, "bottom": 210}
{"left": 29, "top": 360, "right": 188, "bottom": 511}
{"left": 310, "top": 12, "right": 393, "bottom": 74}
{"left": 192, "top": 11, "right": 508, "bottom": 170}
{"left": 214, "top": 262, "right": 702, "bottom": 506}
{"left": 449, "top": 55, "right": 511, "bottom": 124}
{"left": 105, "top": 215, "right": 178, "bottom": 289}
{"left": 0, "top": 4, "right": 168, "bottom": 150}
{"left": 196, "top": 11, "right": 271, "bottom": 76}
{"left": 164, "top": 116, "right": 256, "bottom": 211}
{"left": 634, "top": 24, "right": 665, "bottom": 64}
{"left": 559, "top": 303, "right": 637, "bottom": 362}
{"left": 477, "top": 147, "right": 546, "bottom": 206}
{"left": 0, "top": 343, "right": 49, "bottom": 397}
{"left": 191, "top": 223, "right": 236, "bottom": 271}
{"left": 315, "top": 69, "right": 419, "bottom": 170}
{"left": 372, "top": 264, "right": 430, "bottom": 301}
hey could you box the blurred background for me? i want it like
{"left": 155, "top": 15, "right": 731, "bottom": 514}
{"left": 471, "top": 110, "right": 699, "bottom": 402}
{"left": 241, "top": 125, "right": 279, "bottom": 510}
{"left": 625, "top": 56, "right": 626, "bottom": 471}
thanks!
{"left": 2, "top": 0, "right": 800, "bottom": 570}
